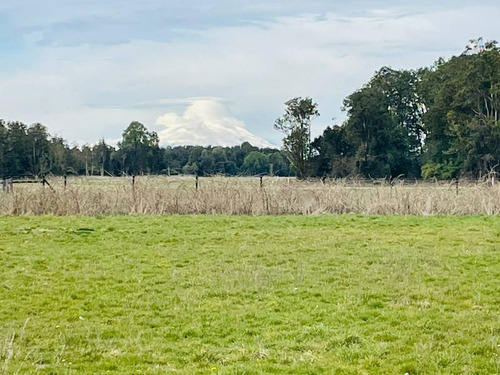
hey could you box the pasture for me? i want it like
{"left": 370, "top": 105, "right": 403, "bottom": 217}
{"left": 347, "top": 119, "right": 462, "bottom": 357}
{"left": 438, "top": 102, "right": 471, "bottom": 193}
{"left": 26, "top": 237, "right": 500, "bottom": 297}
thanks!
{"left": 1, "top": 215, "right": 500, "bottom": 374}
{"left": 2, "top": 175, "right": 500, "bottom": 215}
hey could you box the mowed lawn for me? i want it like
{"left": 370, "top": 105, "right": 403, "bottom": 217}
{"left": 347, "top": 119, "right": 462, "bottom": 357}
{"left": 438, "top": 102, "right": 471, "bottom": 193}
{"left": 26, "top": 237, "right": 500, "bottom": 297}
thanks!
{"left": 1, "top": 216, "right": 500, "bottom": 374}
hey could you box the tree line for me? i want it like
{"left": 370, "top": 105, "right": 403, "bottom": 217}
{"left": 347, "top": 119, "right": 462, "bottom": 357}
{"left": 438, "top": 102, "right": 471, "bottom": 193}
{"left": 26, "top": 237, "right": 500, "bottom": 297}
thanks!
{"left": 1, "top": 38, "right": 499, "bottom": 180}
{"left": 0, "top": 121, "right": 290, "bottom": 178}
{"left": 279, "top": 38, "right": 500, "bottom": 179}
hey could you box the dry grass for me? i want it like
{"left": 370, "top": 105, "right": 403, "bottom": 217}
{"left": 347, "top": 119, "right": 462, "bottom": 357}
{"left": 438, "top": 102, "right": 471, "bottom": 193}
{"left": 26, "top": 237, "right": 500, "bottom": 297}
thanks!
{"left": 1, "top": 176, "right": 500, "bottom": 215}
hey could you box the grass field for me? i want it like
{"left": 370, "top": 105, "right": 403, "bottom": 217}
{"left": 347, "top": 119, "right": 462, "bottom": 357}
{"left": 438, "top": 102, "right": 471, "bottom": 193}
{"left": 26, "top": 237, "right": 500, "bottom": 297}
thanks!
{"left": 1, "top": 215, "right": 500, "bottom": 374}
{"left": 2, "top": 175, "right": 500, "bottom": 215}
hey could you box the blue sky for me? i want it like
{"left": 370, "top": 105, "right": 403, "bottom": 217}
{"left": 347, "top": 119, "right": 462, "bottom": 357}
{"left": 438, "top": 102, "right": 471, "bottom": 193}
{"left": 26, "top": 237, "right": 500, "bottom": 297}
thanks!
{"left": 1, "top": 1, "right": 500, "bottom": 147}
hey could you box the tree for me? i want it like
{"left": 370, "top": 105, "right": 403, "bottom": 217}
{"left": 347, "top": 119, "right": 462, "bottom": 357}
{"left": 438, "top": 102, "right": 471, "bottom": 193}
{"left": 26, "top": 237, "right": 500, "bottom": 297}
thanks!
{"left": 93, "top": 139, "right": 113, "bottom": 176}
{"left": 339, "top": 68, "right": 423, "bottom": 178}
{"left": 182, "top": 162, "right": 199, "bottom": 175}
{"left": 163, "top": 146, "right": 184, "bottom": 174}
{"left": 119, "top": 121, "right": 159, "bottom": 175}
{"left": 420, "top": 39, "right": 500, "bottom": 178}
{"left": 50, "top": 136, "right": 71, "bottom": 175}
{"left": 242, "top": 151, "right": 269, "bottom": 175}
{"left": 199, "top": 149, "right": 215, "bottom": 175}
{"left": 5, "top": 121, "right": 30, "bottom": 177}
{"left": 268, "top": 151, "right": 290, "bottom": 176}
{"left": 311, "top": 125, "right": 354, "bottom": 177}
{"left": 0, "top": 121, "right": 7, "bottom": 178}
{"left": 0, "top": 117, "right": 291, "bottom": 178}
{"left": 212, "top": 147, "right": 228, "bottom": 174}
{"left": 274, "top": 97, "right": 319, "bottom": 179}
{"left": 27, "top": 123, "right": 52, "bottom": 176}
{"left": 81, "top": 144, "right": 94, "bottom": 176}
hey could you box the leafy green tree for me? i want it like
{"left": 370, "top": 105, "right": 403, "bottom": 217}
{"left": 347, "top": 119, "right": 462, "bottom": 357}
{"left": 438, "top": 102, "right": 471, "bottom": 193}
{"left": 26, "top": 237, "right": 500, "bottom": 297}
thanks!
{"left": 312, "top": 125, "right": 354, "bottom": 177}
{"left": 420, "top": 39, "right": 500, "bottom": 178}
{"left": 339, "top": 68, "right": 423, "bottom": 178}
{"left": 0, "top": 121, "right": 7, "bottom": 178}
{"left": 268, "top": 151, "right": 290, "bottom": 176}
{"left": 212, "top": 147, "right": 228, "bottom": 174}
{"left": 50, "top": 137, "right": 72, "bottom": 175}
{"left": 93, "top": 139, "right": 113, "bottom": 176}
{"left": 5, "top": 122, "right": 30, "bottom": 177}
{"left": 240, "top": 142, "right": 258, "bottom": 154}
{"left": 182, "top": 162, "right": 199, "bottom": 175}
{"left": 163, "top": 146, "right": 184, "bottom": 174}
{"left": 119, "top": 121, "right": 159, "bottom": 175}
{"left": 242, "top": 151, "right": 269, "bottom": 175}
{"left": 81, "top": 144, "right": 94, "bottom": 175}
{"left": 228, "top": 144, "right": 248, "bottom": 173}
{"left": 27, "top": 123, "right": 52, "bottom": 176}
{"left": 199, "top": 149, "right": 215, "bottom": 175}
{"left": 274, "top": 97, "right": 319, "bottom": 179}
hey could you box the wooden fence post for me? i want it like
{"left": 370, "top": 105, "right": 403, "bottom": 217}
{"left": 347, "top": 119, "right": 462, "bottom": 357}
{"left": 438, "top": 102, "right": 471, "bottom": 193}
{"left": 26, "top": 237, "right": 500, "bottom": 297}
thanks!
{"left": 195, "top": 175, "right": 199, "bottom": 191}
{"left": 455, "top": 179, "right": 459, "bottom": 196}
{"left": 260, "top": 175, "right": 263, "bottom": 189}
{"left": 64, "top": 175, "right": 67, "bottom": 189}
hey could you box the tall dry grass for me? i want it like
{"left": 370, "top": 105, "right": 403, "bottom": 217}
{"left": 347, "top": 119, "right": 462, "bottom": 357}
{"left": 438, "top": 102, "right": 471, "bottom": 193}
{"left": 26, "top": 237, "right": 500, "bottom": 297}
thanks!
{"left": 1, "top": 176, "right": 500, "bottom": 215}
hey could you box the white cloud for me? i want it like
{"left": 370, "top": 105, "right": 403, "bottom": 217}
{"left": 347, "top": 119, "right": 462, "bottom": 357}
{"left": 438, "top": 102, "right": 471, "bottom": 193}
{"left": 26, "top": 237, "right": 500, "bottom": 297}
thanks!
{"left": 156, "top": 98, "right": 275, "bottom": 148}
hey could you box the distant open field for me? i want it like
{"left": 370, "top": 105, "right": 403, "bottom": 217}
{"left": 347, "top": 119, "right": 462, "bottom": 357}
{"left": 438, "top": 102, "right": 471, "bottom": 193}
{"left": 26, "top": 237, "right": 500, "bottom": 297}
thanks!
{"left": 1, "top": 215, "right": 500, "bottom": 374}
{"left": 2, "top": 175, "right": 500, "bottom": 215}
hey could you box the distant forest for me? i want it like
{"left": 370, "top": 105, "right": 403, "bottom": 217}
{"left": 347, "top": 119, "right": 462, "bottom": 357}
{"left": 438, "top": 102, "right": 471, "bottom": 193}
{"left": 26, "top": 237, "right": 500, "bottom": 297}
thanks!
{"left": 0, "top": 120, "right": 290, "bottom": 178}
{"left": 1, "top": 38, "right": 499, "bottom": 180}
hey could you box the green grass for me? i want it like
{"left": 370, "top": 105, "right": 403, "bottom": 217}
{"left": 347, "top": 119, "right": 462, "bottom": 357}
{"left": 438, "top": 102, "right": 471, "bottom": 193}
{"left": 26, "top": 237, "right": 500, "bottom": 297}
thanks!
{"left": 1, "top": 215, "right": 500, "bottom": 374}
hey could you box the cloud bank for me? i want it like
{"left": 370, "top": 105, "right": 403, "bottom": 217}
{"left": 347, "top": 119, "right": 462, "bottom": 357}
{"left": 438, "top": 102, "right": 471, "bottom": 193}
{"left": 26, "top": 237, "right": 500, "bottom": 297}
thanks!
{"left": 1, "top": 2, "right": 500, "bottom": 146}
{"left": 156, "top": 98, "right": 275, "bottom": 148}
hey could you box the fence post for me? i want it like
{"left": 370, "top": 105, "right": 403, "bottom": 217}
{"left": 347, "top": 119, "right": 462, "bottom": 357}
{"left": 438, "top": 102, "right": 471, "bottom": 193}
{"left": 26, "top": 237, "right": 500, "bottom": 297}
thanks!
{"left": 132, "top": 175, "right": 136, "bottom": 188}
{"left": 260, "top": 175, "right": 263, "bottom": 189}
{"left": 64, "top": 175, "right": 67, "bottom": 189}
{"left": 195, "top": 175, "right": 199, "bottom": 191}
{"left": 455, "top": 179, "right": 459, "bottom": 196}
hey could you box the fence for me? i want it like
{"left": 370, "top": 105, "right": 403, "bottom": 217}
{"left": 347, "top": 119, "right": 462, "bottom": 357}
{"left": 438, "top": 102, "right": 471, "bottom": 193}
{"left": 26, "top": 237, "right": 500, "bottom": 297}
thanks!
{"left": 2, "top": 174, "right": 500, "bottom": 215}
{"left": 1, "top": 176, "right": 53, "bottom": 193}
{"left": 1, "top": 174, "right": 498, "bottom": 193}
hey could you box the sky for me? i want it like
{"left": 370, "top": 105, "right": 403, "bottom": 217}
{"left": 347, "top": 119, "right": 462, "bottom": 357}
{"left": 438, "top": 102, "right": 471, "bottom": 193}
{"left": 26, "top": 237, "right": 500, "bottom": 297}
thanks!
{"left": 1, "top": 1, "right": 500, "bottom": 148}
